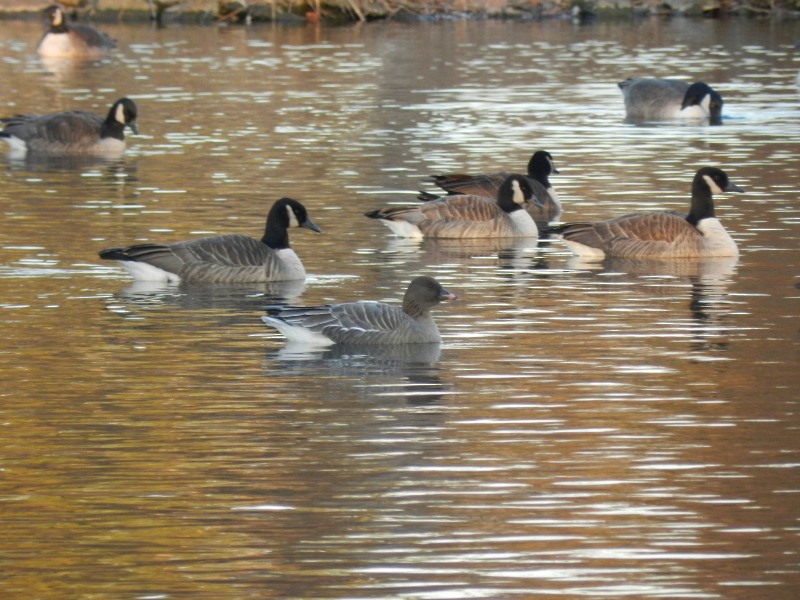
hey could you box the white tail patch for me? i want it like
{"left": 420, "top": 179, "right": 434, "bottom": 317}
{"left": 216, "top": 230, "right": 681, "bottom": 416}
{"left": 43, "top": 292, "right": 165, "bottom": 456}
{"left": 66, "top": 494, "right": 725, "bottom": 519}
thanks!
{"left": 116, "top": 260, "right": 181, "bottom": 283}
{"left": 262, "top": 316, "right": 335, "bottom": 346}
{"left": 702, "top": 174, "right": 724, "bottom": 195}
{"left": 379, "top": 219, "right": 424, "bottom": 239}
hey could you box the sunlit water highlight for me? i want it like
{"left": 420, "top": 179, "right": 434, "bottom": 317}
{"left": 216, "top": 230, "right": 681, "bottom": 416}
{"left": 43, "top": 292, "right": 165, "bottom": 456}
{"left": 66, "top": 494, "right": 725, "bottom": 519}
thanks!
{"left": 0, "top": 15, "right": 798, "bottom": 600}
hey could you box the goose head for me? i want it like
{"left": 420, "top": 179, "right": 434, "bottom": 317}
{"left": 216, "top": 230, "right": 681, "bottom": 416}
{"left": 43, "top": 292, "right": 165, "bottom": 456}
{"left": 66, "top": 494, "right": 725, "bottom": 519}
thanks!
{"left": 497, "top": 174, "right": 541, "bottom": 212}
{"left": 683, "top": 82, "right": 723, "bottom": 125}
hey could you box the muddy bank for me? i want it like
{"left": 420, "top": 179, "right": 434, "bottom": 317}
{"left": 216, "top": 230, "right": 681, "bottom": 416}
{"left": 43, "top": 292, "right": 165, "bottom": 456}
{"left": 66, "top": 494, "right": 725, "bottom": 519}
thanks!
{"left": 0, "top": 0, "right": 797, "bottom": 24}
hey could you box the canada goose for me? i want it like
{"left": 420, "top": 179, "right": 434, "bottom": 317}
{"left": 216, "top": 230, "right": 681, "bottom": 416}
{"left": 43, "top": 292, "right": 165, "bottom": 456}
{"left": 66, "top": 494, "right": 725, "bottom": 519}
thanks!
{"left": 426, "top": 150, "right": 562, "bottom": 224}
{"left": 0, "top": 97, "right": 138, "bottom": 158}
{"left": 365, "top": 175, "right": 539, "bottom": 239}
{"left": 37, "top": 4, "right": 115, "bottom": 59}
{"left": 547, "top": 167, "right": 744, "bottom": 260}
{"left": 262, "top": 276, "right": 456, "bottom": 346}
{"left": 618, "top": 78, "right": 723, "bottom": 124}
{"left": 99, "top": 198, "right": 321, "bottom": 284}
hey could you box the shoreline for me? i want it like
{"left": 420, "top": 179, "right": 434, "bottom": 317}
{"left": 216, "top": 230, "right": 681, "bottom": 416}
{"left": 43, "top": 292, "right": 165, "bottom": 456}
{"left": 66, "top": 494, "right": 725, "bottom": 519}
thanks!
{"left": 0, "top": 0, "right": 796, "bottom": 24}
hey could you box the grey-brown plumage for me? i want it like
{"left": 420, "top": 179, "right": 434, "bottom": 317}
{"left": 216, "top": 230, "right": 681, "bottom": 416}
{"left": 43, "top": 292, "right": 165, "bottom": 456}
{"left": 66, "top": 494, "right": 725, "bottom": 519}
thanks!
{"left": 37, "top": 5, "right": 116, "bottom": 59}
{"left": 425, "top": 150, "right": 562, "bottom": 224}
{"left": 365, "top": 175, "right": 539, "bottom": 239}
{"left": 547, "top": 167, "right": 744, "bottom": 260}
{"left": 1, "top": 98, "right": 138, "bottom": 157}
{"left": 99, "top": 198, "right": 321, "bottom": 283}
{"left": 618, "top": 79, "right": 723, "bottom": 124}
{"left": 262, "top": 276, "right": 457, "bottom": 346}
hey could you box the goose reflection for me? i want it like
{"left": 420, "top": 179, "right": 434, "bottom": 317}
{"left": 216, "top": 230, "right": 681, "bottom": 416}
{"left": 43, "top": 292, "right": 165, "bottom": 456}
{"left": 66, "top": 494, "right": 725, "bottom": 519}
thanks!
{"left": 571, "top": 255, "right": 739, "bottom": 353}
{"left": 377, "top": 236, "right": 545, "bottom": 272}
{"left": 265, "top": 342, "right": 448, "bottom": 406}
{"left": 106, "top": 279, "right": 306, "bottom": 312}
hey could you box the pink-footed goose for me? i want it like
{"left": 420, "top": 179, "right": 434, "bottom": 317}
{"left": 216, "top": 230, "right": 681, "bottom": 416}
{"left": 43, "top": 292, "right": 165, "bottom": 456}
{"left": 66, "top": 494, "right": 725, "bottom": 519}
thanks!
{"left": 262, "top": 276, "right": 456, "bottom": 346}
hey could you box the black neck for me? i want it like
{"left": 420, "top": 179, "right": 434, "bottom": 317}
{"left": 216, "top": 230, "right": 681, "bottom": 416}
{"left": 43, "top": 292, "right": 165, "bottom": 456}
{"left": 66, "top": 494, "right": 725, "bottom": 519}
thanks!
{"left": 100, "top": 119, "right": 126, "bottom": 141}
{"left": 686, "top": 178, "right": 716, "bottom": 226}
{"left": 261, "top": 212, "right": 290, "bottom": 249}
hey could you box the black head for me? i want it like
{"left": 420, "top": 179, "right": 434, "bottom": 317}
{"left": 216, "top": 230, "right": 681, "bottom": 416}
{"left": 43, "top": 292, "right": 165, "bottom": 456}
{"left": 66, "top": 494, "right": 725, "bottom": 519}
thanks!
{"left": 269, "top": 198, "right": 321, "bottom": 233}
{"left": 687, "top": 167, "right": 744, "bottom": 224}
{"left": 496, "top": 175, "right": 535, "bottom": 212}
{"left": 682, "top": 82, "right": 723, "bottom": 124}
{"left": 107, "top": 98, "right": 139, "bottom": 135}
{"left": 43, "top": 5, "right": 67, "bottom": 31}
{"left": 527, "top": 150, "right": 559, "bottom": 179}
{"left": 693, "top": 167, "right": 744, "bottom": 196}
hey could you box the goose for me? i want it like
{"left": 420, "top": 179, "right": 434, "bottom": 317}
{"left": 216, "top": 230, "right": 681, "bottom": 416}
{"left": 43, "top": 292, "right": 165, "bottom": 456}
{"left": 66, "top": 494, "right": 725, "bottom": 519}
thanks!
{"left": 546, "top": 167, "right": 744, "bottom": 260}
{"left": 37, "top": 4, "right": 116, "bottom": 59}
{"left": 262, "top": 276, "right": 456, "bottom": 346}
{"left": 618, "top": 78, "right": 723, "bottom": 124}
{"left": 365, "top": 174, "right": 539, "bottom": 239}
{"left": 98, "top": 197, "right": 321, "bottom": 284}
{"left": 426, "top": 150, "right": 562, "bottom": 224}
{"left": 0, "top": 98, "right": 138, "bottom": 158}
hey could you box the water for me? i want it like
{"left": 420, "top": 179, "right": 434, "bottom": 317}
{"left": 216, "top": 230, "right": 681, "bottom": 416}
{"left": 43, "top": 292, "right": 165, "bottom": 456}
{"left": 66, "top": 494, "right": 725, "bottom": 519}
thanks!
{"left": 1, "top": 15, "right": 799, "bottom": 599}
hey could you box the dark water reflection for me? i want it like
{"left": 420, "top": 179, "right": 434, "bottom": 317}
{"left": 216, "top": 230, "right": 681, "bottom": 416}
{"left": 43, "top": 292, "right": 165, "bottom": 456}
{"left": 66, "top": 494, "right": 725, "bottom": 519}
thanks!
{"left": 1, "top": 15, "right": 799, "bottom": 600}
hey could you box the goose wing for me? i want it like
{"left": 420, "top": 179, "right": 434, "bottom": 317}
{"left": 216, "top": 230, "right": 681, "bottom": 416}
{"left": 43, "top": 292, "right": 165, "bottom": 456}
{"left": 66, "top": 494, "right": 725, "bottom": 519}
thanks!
{"left": 70, "top": 23, "right": 116, "bottom": 51}
{"left": 101, "top": 235, "right": 286, "bottom": 282}
{"left": 429, "top": 172, "right": 509, "bottom": 197}
{"left": 559, "top": 212, "right": 702, "bottom": 257}
{"left": 269, "top": 302, "right": 414, "bottom": 344}
{"left": 2, "top": 111, "right": 103, "bottom": 145}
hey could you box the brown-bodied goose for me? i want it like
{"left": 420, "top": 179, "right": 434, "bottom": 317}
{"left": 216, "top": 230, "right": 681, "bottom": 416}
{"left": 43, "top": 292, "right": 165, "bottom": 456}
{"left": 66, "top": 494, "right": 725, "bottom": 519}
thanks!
{"left": 37, "top": 4, "right": 116, "bottom": 59}
{"left": 99, "top": 198, "right": 321, "bottom": 284}
{"left": 425, "top": 150, "right": 562, "bottom": 224}
{"left": 262, "top": 276, "right": 456, "bottom": 346}
{"left": 365, "top": 174, "right": 539, "bottom": 239}
{"left": 618, "top": 79, "right": 723, "bottom": 124}
{"left": 1, "top": 98, "right": 138, "bottom": 158}
{"left": 547, "top": 167, "right": 744, "bottom": 260}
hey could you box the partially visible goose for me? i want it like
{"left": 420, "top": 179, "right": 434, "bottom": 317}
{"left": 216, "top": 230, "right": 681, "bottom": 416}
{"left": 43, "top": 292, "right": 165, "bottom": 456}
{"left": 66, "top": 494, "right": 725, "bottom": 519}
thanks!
{"left": 0, "top": 97, "right": 138, "bottom": 158}
{"left": 99, "top": 198, "right": 321, "bottom": 284}
{"left": 426, "top": 150, "right": 562, "bottom": 224}
{"left": 365, "top": 174, "right": 539, "bottom": 239}
{"left": 262, "top": 276, "right": 456, "bottom": 346}
{"left": 37, "top": 4, "right": 116, "bottom": 59}
{"left": 547, "top": 167, "right": 744, "bottom": 260}
{"left": 618, "top": 78, "right": 723, "bottom": 124}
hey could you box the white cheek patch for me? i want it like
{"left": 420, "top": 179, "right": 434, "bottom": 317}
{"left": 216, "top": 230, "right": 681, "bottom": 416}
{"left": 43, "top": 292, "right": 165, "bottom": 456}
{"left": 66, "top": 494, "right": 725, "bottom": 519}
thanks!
{"left": 115, "top": 103, "right": 126, "bottom": 125}
{"left": 286, "top": 205, "right": 300, "bottom": 228}
{"left": 511, "top": 180, "right": 525, "bottom": 205}
{"left": 700, "top": 94, "right": 712, "bottom": 116}
{"left": 703, "top": 174, "right": 724, "bottom": 195}
{"left": 52, "top": 9, "right": 63, "bottom": 26}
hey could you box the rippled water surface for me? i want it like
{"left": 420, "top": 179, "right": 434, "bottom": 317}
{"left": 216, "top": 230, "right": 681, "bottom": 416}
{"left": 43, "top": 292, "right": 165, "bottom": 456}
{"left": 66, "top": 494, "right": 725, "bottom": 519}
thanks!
{"left": 1, "top": 15, "right": 799, "bottom": 599}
